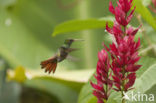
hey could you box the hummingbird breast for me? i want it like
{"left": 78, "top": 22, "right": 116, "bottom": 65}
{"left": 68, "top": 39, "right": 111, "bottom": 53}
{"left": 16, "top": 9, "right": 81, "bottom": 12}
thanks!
{"left": 57, "top": 47, "right": 68, "bottom": 62}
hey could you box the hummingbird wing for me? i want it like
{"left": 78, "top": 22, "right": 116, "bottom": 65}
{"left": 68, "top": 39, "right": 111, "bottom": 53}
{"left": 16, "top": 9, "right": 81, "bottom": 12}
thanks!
{"left": 66, "top": 55, "right": 80, "bottom": 62}
{"left": 40, "top": 55, "right": 58, "bottom": 74}
{"left": 66, "top": 48, "right": 79, "bottom": 52}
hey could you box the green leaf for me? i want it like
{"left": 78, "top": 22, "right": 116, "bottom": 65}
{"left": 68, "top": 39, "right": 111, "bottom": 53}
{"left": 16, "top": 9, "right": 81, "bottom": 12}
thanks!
{"left": 52, "top": 19, "right": 113, "bottom": 36}
{"left": 145, "top": 84, "right": 156, "bottom": 103}
{"left": 78, "top": 78, "right": 95, "bottom": 103}
{"left": 136, "top": 56, "right": 156, "bottom": 77}
{"left": 78, "top": 56, "right": 156, "bottom": 103}
{"left": 133, "top": 63, "right": 156, "bottom": 94}
{"left": 7, "top": 68, "right": 94, "bottom": 103}
{"left": 133, "top": 0, "right": 156, "bottom": 30}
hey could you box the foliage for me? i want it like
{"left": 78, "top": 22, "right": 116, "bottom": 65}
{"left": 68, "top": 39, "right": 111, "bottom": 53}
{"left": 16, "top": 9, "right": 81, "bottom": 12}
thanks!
{"left": 7, "top": 67, "right": 93, "bottom": 103}
{"left": 52, "top": 19, "right": 113, "bottom": 36}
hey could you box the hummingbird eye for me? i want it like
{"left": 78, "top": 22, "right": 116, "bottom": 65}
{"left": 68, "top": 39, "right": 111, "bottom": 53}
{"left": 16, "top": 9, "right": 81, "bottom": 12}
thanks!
{"left": 70, "top": 39, "right": 74, "bottom": 42}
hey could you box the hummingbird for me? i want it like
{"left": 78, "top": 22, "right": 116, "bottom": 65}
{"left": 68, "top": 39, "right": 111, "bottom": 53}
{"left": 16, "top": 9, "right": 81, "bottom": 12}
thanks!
{"left": 40, "top": 39, "right": 83, "bottom": 74}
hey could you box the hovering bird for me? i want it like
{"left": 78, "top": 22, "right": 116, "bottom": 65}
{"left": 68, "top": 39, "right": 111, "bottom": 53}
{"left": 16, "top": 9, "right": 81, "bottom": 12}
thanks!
{"left": 40, "top": 39, "right": 83, "bottom": 74}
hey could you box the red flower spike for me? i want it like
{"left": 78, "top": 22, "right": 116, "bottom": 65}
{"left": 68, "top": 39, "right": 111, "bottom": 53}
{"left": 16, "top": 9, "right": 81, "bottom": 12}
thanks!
{"left": 107, "top": 0, "right": 141, "bottom": 93}
{"left": 90, "top": 49, "right": 112, "bottom": 102}
{"left": 91, "top": 0, "right": 141, "bottom": 102}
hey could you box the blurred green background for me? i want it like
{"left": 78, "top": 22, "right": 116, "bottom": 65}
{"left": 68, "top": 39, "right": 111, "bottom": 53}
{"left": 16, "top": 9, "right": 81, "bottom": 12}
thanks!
{"left": 0, "top": 0, "right": 111, "bottom": 70}
{"left": 0, "top": 0, "right": 156, "bottom": 103}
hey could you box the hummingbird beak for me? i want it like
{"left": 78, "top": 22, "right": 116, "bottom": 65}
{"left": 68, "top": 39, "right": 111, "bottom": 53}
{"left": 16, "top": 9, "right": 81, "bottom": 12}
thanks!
{"left": 73, "top": 39, "right": 84, "bottom": 42}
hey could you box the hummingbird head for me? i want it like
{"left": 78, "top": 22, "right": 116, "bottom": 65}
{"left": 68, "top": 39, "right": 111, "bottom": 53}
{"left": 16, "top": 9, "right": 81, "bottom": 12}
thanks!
{"left": 64, "top": 39, "right": 75, "bottom": 45}
{"left": 64, "top": 39, "right": 84, "bottom": 46}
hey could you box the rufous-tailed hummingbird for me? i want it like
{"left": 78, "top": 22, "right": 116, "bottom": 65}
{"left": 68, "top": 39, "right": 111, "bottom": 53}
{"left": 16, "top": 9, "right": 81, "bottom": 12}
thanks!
{"left": 40, "top": 39, "right": 83, "bottom": 74}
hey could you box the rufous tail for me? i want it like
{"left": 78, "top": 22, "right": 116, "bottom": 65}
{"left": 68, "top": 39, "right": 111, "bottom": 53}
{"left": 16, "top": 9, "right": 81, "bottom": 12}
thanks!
{"left": 40, "top": 57, "right": 57, "bottom": 74}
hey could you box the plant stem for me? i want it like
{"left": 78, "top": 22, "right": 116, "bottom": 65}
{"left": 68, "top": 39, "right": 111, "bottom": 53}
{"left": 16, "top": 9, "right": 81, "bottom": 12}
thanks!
{"left": 121, "top": 70, "right": 126, "bottom": 103}
{"left": 121, "top": 91, "right": 126, "bottom": 103}
{"left": 78, "top": 0, "right": 94, "bottom": 68}
{"left": 121, "top": 17, "right": 127, "bottom": 102}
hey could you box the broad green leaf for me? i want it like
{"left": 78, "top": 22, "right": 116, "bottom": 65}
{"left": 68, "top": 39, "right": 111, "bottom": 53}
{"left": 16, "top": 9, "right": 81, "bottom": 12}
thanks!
{"left": 78, "top": 57, "right": 156, "bottom": 103}
{"left": 133, "top": 63, "right": 156, "bottom": 95}
{"left": 136, "top": 56, "right": 156, "bottom": 77}
{"left": 7, "top": 68, "right": 94, "bottom": 103}
{"left": 133, "top": 0, "right": 156, "bottom": 30}
{"left": 52, "top": 19, "right": 113, "bottom": 36}
{"left": 87, "top": 97, "right": 98, "bottom": 103}
{"left": 144, "top": 85, "right": 156, "bottom": 103}
{"left": 78, "top": 75, "right": 95, "bottom": 103}
{"left": 27, "top": 69, "right": 94, "bottom": 83}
